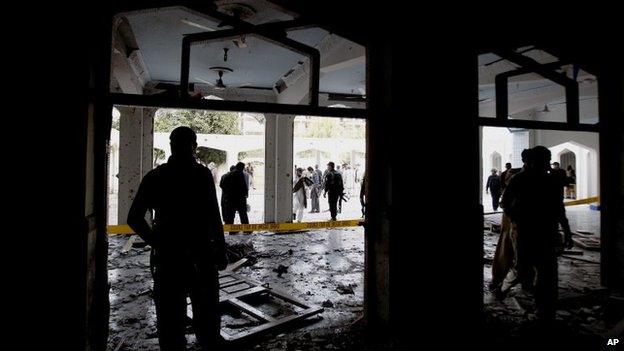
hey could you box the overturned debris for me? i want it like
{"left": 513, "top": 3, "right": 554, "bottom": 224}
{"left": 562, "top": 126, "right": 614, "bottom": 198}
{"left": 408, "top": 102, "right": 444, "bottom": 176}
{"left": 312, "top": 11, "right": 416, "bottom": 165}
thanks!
{"left": 273, "top": 264, "right": 289, "bottom": 277}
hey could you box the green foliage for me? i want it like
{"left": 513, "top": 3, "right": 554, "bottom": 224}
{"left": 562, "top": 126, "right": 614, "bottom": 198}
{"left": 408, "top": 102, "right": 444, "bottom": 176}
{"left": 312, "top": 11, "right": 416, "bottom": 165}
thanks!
{"left": 111, "top": 118, "right": 120, "bottom": 130}
{"left": 153, "top": 148, "right": 166, "bottom": 165}
{"left": 238, "top": 148, "right": 264, "bottom": 161}
{"left": 296, "top": 118, "right": 365, "bottom": 138}
{"left": 196, "top": 147, "right": 227, "bottom": 166}
{"left": 154, "top": 109, "right": 241, "bottom": 135}
{"left": 296, "top": 149, "right": 330, "bottom": 158}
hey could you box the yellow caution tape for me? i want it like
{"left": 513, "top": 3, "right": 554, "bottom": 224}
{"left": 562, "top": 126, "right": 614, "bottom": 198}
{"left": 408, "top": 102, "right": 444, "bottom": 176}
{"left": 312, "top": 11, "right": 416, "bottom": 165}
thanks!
{"left": 564, "top": 196, "right": 599, "bottom": 206}
{"left": 108, "top": 196, "right": 598, "bottom": 235}
{"left": 108, "top": 219, "right": 363, "bottom": 235}
{"left": 108, "top": 224, "right": 135, "bottom": 235}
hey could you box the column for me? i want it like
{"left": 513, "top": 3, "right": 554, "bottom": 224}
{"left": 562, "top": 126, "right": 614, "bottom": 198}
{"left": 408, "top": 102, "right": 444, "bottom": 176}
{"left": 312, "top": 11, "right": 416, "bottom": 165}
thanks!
{"left": 117, "top": 106, "right": 154, "bottom": 223}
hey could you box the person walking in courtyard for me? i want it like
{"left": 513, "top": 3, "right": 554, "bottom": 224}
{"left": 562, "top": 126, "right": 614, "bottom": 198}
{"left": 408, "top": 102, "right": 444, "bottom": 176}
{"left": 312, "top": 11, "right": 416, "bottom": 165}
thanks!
{"left": 292, "top": 167, "right": 312, "bottom": 222}
{"left": 323, "top": 162, "right": 344, "bottom": 221}
{"left": 308, "top": 166, "right": 321, "bottom": 213}
{"left": 486, "top": 168, "right": 502, "bottom": 211}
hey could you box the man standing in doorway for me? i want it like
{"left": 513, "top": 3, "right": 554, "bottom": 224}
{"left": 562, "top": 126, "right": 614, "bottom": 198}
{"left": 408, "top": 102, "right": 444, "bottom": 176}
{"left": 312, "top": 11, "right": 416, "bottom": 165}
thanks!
{"left": 220, "top": 162, "right": 250, "bottom": 234}
{"left": 486, "top": 168, "right": 502, "bottom": 211}
{"left": 323, "top": 162, "right": 344, "bottom": 221}
{"left": 550, "top": 162, "right": 569, "bottom": 199}
{"left": 127, "top": 126, "right": 227, "bottom": 350}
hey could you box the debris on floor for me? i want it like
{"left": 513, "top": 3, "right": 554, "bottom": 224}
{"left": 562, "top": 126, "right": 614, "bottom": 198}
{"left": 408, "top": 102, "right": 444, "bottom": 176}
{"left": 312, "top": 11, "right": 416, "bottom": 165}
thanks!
{"left": 273, "top": 264, "right": 289, "bottom": 277}
{"left": 482, "top": 207, "right": 619, "bottom": 342}
{"left": 107, "top": 227, "right": 364, "bottom": 350}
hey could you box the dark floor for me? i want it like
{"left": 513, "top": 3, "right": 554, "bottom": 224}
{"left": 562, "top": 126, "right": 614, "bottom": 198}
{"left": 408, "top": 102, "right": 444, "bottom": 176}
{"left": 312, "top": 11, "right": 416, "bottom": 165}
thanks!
{"left": 107, "top": 206, "right": 621, "bottom": 350}
{"left": 107, "top": 227, "right": 364, "bottom": 350}
{"left": 482, "top": 205, "right": 622, "bottom": 350}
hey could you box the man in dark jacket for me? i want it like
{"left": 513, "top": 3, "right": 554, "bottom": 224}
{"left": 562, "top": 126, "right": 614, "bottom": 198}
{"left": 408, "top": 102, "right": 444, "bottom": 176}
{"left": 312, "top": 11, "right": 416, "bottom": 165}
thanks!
{"left": 220, "top": 165, "right": 236, "bottom": 219}
{"left": 550, "top": 162, "right": 569, "bottom": 199}
{"left": 486, "top": 168, "right": 502, "bottom": 211}
{"left": 220, "top": 162, "right": 250, "bottom": 233}
{"left": 323, "top": 162, "right": 344, "bottom": 221}
{"left": 128, "top": 126, "right": 227, "bottom": 351}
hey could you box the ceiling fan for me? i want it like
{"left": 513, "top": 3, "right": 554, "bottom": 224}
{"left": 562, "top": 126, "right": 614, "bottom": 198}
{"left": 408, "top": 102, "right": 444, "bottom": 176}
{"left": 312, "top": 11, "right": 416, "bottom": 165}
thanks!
{"left": 195, "top": 67, "right": 252, "bottom": 90}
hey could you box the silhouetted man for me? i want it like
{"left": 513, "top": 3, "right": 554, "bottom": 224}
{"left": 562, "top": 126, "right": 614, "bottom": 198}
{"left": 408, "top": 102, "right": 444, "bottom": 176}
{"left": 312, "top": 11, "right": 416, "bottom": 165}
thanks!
{"left": 128, "top": 126, "right": 227, "bottom": 351}
{"left": 500, "top": 162, "right": 512, "bottom": 193}
{"left": 502, "top": 146, "right": 573, "bottom": 323}
{"left": 323, "top": 162, "right": 344, "bottom": 221}
{"left": 220, "top": 165, "right": 236, "bottom": 219}
{"left": 486, "top": 169, "right": 502, "bottom": 211}
{"left": 550, "top": 161, "right": 569, "bottom": 199}
{"left": 220, "top": 162, "right": 249, "bottom": 233}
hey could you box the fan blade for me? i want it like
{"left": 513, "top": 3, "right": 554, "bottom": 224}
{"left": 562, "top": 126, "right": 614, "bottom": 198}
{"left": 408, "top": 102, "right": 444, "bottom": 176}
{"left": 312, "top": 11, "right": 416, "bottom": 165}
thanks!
{"left": 196, "top": 77, "right": 215, "bottom": 86}
{"left": 232, "top": 82, "right": 253, "bottom": 88}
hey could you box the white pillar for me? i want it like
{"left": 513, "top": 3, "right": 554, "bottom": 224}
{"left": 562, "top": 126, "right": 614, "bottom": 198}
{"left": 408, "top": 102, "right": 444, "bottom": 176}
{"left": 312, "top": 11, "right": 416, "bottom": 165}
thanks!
{"left": 264, "top": 114, "right": 294, "bottom": 222}
{"left": 118, "top": 107, "right": 154, "bottom": 223}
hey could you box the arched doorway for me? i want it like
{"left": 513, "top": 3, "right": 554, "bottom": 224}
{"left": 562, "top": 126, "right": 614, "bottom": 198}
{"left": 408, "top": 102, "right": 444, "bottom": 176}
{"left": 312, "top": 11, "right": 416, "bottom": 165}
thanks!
{"left": 560, "top": 149, "right": 576, "bottom": 171}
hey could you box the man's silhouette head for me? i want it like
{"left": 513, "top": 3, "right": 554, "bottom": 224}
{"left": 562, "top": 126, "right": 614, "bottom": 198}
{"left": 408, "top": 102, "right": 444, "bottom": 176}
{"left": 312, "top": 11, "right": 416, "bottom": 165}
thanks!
{"left": 505, "top": 163, "right": 512, "bottom": 170}
{"left": 236, "top": 162, "right": 245, "bottom": 171}
{"left": 327, "top": 162, "right": 335, "bottom": 171}
{"left": 530, "top": 146, "right": 551, "bottom": 172}
{"left": 552, "top": 162, "right": 561, "bottom": 170}
{"left": 170, "top": 126, "right": 197, "bottom": 157}
{"left": 521, "top": 148, "right": 532, "bottom": 168}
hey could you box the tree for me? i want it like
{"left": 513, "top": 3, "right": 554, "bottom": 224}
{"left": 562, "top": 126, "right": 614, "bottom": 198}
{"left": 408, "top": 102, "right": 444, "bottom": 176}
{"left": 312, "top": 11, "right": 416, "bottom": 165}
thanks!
{"left": 153, "top": 148, "right": 166, "bottom": 165}
{"left": 154, "top": 109, "right": 241, "bottom": 135}
{"left": 296, "top": 117, "right": 365, "bottom": 139}
{"left": 196, "top": 147, "right": 226, "bottom": 166}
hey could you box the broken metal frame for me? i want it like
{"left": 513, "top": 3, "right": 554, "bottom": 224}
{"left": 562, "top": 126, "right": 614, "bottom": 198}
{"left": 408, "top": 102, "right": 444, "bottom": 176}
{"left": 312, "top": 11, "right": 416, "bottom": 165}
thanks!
{"left": 492, "top": 49, "right": 582, "bottom": 127}
{"left": 217, "top": 272, "right": 324, "bottom": 342}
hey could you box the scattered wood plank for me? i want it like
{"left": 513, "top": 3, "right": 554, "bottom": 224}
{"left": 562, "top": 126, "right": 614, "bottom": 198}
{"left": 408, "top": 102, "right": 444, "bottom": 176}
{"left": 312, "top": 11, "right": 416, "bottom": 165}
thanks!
{"left": 224, "top": 258, "right": 248, "bottom": 272}
{"left": 113, "top": 336, "right": 127, "bottom": 351}
{"left": 561, "top": 255, "right": 600, "bottom": 264}
{"left": 562, "top": 250, "right": 584, "bottom": 256}
{"left": 121, "top": 236, "right": 138, "bottom": 253}
{"left": 572, "top": 237, "right": 600, "bottom": 251}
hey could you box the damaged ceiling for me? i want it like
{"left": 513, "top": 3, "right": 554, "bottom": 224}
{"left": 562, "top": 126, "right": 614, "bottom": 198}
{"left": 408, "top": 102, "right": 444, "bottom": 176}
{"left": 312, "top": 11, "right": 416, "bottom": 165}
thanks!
{"left": 121, "top": 4, "right": 365, "bottom": 95}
